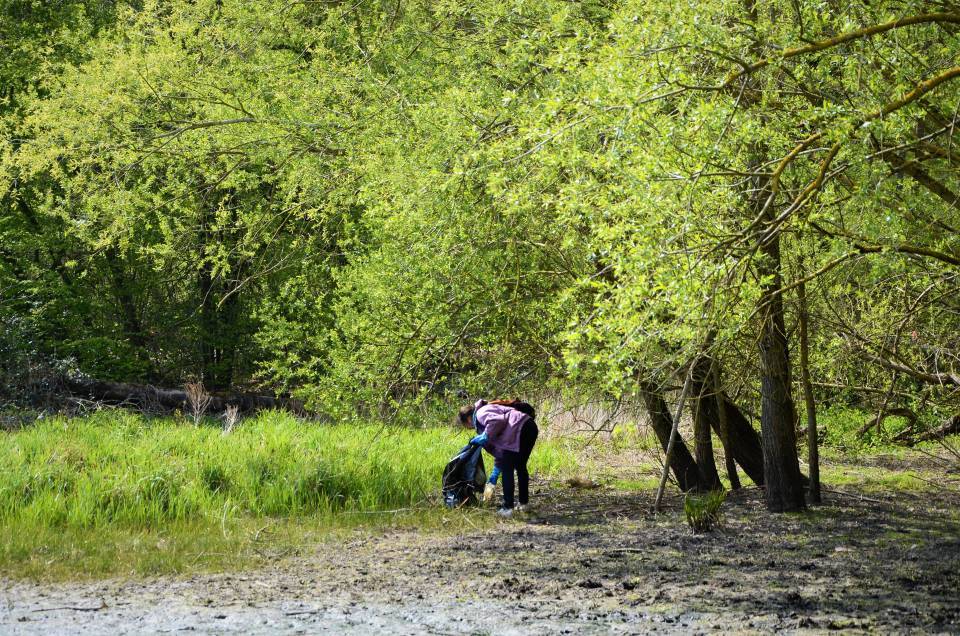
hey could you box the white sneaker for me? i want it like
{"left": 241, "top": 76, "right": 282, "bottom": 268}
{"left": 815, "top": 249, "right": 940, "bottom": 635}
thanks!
{"left": 515, "top": 504, "right": 530, "bottom": 513}
{"left": 496, "top": 507, "right": 513, "bottom": 518}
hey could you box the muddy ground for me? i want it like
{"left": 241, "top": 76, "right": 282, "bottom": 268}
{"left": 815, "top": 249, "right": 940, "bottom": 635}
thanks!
{"left": 2, "top": 469, "right": 959, "bottom": 634}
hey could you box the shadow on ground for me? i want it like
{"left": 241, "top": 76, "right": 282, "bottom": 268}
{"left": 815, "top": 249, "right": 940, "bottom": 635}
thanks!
{"left": 415, "top": 483, "right": 960, "bottom": 632}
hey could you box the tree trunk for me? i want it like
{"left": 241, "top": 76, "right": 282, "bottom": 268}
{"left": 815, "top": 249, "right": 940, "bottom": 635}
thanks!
{"left": 798, "top": 280, "right": 821, "bottom": 504}
{"left": 712, "top": 363, "right": 741, "bottom": 489}
{"left": 689, "top": 371, "right": 764, "bottom": 485}
{"left": 740, "top": 0, "right": 804, "bottom": 513}
{"left": 691, "top": 357, "right": 723, "bottom": 491}
{"left": 196, "top": 191, "right": 250, "bottom": 392}
{"left": 198, "top": 259, "right": 237, "bottom": 391}
{"left": 105, "top": 247, "right": 148, "bottom": 350}
{"left": 757, "top": 231, "right": 806, "bottom": 512}
{"left": 640, "top": 382, "right": 702, "bottom": 492}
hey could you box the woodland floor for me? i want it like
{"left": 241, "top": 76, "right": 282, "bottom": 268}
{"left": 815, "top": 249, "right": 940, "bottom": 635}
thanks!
{"left": 2, "top": 455, "right": 959, "bottom": 635}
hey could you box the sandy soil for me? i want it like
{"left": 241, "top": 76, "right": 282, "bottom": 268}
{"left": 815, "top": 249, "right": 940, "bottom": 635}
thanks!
{"left": 3, "top": 481, "right": 959, "bottom": 634}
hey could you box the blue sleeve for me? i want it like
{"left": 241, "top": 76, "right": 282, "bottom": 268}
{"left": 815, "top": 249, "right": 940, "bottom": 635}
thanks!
{"left": 488, "top": 466, "right": 501, "bottom": 484}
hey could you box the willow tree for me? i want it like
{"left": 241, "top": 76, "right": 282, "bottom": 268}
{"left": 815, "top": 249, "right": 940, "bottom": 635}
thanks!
{"left": 0, "top": 0, "right": 137, "bottom": 390}
{"left": 8, "top": 0, "right": 378, "bottom": 388}
{"left": 315, "top": 1, "right": 614, "bottom": 414}
{"left": 533, "top": 0, "right": 960, "bottom": 510}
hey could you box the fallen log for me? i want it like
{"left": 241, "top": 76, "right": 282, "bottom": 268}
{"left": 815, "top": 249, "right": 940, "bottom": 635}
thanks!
{"left": 857, "top": 407, "right": 918, "bottom": 437}
{"left": 62, "top": 377, "right": 309, "bottom": 416}
{"left": 895, "top": 413, "right": 960, "bottom": 445}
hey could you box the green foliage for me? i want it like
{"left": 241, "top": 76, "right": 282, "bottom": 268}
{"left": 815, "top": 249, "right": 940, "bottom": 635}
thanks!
{"left": 683, "top": 490, "right": 726, "bottom": 533}
{"left": 814, "top": 405, "right": 947, "bottom": 452}
{"left": 5, "top": 0, "right": 374, "bottom": 388}
{"left": 0, "top": 0, "right": 127, "bottom": 112}
{"left": 1, "top": 0, "right": 958, "bottom": 429}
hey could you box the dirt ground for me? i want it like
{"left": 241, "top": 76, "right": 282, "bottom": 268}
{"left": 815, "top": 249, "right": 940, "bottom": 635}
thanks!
{"left": 3, "top": 471, "right": 960, "bottom": 634}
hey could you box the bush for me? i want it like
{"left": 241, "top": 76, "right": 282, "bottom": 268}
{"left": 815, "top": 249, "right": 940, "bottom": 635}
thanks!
{"left": 816, "top": 405, "right": 948, "bottom": 452}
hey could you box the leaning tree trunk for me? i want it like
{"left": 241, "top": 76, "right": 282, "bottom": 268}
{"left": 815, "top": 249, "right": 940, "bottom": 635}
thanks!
{"left": 640, "top": 382, "right": 702, "bottom": 492}
{"left": 690, "top": 371, "right": 764, "bottom": 485}
{"left": 757, "top": 231, "right": 806, "bottom": 512}
{"left": 691, "top": 357, "right": 723, "bottom": 491}
{"left": 712, "top": 363, "right": 741, "bottom": 489}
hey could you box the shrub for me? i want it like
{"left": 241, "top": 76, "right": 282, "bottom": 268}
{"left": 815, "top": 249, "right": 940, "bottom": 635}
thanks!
{"left": 683, "top": 490, "right": 726, "bottom": 533}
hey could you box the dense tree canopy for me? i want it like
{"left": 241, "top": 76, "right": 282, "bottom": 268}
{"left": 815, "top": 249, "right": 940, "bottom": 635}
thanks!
{"left": 3, "top": 0, "right": 959, "bottom": 507}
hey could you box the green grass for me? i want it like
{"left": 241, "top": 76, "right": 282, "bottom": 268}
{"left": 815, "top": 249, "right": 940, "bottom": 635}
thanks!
{"left": 801, "top": 405, "right": 960, "bottom": 491}
{"left": 0, "top": 410, "right": 577, "bottom": 579}
{"left": 817, "top": 462, "right": 930, "bottom": 492}
{"left": 611, "top": 476, "right": 662, "bottom": 491}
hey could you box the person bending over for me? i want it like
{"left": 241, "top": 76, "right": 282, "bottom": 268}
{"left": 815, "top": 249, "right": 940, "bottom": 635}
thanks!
{"left": 458, "top": 399, "right": 539, "bottom": 517}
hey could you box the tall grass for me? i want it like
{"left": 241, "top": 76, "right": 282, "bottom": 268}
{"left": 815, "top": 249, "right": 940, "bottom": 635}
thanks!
{"left": 0, "top": 410, "right": 575, "bottom": 529}
{"left": 0, "top": 410, "right": 577, "bottom": 578}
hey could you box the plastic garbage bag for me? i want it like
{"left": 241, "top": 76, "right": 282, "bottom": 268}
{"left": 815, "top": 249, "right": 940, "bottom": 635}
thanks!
{"left": 441, "top": 442, "right": 487, "bottom": 508}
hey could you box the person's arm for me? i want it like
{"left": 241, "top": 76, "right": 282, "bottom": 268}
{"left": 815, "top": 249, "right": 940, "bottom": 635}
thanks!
{"left": 483, "top": 465, "right": 500, "bottom": 503}
{"left": 470, "top": 409, "right": 487, "bottom": 445}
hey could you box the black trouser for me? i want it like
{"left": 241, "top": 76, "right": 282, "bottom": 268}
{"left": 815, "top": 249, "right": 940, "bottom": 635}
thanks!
{"left": 496, "top": 420, "right": 539, "bottom": 509}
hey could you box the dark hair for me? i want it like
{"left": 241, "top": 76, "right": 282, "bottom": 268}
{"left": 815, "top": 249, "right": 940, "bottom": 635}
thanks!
{"left": 457, "top": 405, "right": 474, "bottom": 426}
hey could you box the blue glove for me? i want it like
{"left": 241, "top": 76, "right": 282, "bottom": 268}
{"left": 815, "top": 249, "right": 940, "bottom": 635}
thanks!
{"left": 470, "top": 432, "right": 488, "bottom": 446}
{"left": 488, "top": 466, "right": 501, "bottom": 485}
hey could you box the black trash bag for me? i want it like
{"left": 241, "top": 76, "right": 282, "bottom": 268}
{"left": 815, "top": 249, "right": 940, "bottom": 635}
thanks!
{"left": 441, "top": 442, "right": 487, "bottom": 508}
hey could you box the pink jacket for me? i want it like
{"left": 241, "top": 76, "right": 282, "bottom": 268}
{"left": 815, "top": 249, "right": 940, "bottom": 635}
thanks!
{"left": 474, "top": 400, "right": 531, "bottom": 454}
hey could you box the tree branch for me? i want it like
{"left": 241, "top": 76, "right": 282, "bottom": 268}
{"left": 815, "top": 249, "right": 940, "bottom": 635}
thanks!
{"left": 858, "top": 350, "right": 960, "bottom": 387}
{"left": 811, "top": 222, "right": 960, "bottom": 267}
{"left": 723, "top": 13, "right": 960, "bottom": 87}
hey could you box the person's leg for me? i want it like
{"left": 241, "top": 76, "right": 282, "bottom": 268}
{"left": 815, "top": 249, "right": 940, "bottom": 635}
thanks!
{"left": 517, "top": 421, "right": 539, "bottom": 506}
{"left": 516, "top": 463, "right": 529, "bottom": 506}
{"left": 499, "top": 451, "right": 518, "bottom": 509}
{"left": 491, "top": 454, "right": 513, "bottom": 496}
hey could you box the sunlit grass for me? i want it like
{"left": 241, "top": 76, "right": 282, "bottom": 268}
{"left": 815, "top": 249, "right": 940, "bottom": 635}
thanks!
{"left": 817, "top": 463, "right": 931, "bottom": 492}
{"left": 0, "top": 411, "right": 576, "bottom": 579}
{"left": 611, "top": 476, "right": 662, "bottom": 491}
{"left": 0, "top": 510, "right": 495, "bottom": 580}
